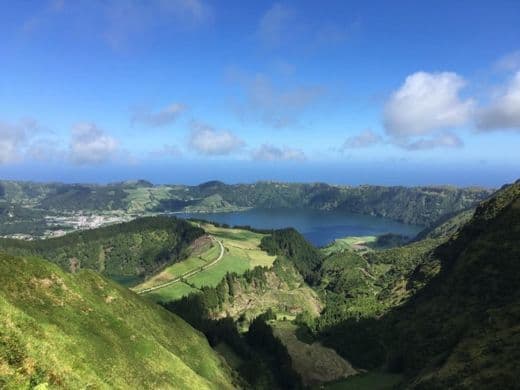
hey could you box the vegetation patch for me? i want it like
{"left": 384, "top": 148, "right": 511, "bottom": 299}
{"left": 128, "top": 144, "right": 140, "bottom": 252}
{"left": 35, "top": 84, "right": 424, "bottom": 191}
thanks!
{"left": 0, "top": 216, "right": 204, "bottom": 281}
{"left": 318, "top": 371, "right": 403, "bottom": 390}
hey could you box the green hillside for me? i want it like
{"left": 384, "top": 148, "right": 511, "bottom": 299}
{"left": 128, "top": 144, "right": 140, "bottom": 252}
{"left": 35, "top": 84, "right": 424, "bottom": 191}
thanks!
{"left": 308, "top": 180, "right": 520, "bottom": 388}
{"left": 260, "top": 228, "right": 323, "bottom": 284}
{"left": 0, "top": 253, "right": 236, "bottom": 389}
{"left": 414, "top": 207, "right": 475, "bottom": 240}
{"left": 0, "top": 216, "right": 203, "bottom": 283}
{"left": 383, "top": 180, "right": 520, "bottom": 388}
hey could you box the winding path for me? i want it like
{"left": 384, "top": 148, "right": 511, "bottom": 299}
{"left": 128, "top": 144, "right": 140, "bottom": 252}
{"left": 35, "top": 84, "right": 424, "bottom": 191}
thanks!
{"left": 136, "top": 236, "right": 224, "bottom": 295}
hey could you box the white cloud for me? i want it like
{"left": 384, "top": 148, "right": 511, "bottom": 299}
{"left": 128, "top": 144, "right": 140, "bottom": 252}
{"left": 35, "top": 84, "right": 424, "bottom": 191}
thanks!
{"left": 69, "top": 123, "right": 119, "bottom": 165}
{"left": 384, "top": 72, "right": 474, "bottom": 138}
{"left": 230, "top": 70, "right": 323, "bottom": 128}
{"left": 188, "top": 122, "right": 244, "bottom": 155}
{"left": 0, "top": 123, "right": 27, "bottom": 164}
{"left": 251, "top": 144, "right": 306, "bottom": 161}
{"left": 27, "top": 139, "right": 62, "bottom": 162}
{"left": 0, "top": 120, "right": 41, "bottom": 164}
{"left": 476, "top": 71, "right": 520, "bottom": 131}
{"left": 132, "top": 103, "right": 187, "bottom": 127}
{"left": 342, "top": 129, "right": 383, "bottom": 149}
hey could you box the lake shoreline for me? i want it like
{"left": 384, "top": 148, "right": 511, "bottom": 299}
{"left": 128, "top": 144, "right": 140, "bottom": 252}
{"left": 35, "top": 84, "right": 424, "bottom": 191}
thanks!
{"left": 174, "top": 208, "right": 423, "bottom": 247}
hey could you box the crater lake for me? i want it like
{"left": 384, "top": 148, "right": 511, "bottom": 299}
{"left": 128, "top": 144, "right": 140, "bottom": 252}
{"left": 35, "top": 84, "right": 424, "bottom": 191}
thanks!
{"left": 177, "top": 208, "right": 423, "bottom": 247}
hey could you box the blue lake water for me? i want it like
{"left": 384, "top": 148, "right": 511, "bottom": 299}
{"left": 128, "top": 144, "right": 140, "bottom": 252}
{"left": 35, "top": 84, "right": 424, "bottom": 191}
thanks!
{"left": 177, "top": 208, "right": 423, "bottom": 247}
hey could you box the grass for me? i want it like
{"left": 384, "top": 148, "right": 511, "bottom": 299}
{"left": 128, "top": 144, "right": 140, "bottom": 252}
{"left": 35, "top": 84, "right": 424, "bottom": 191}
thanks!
{"left": 145, "top": 282, "right": 200, "bottom": 303}
{"left": 0, "top": 252, "right": 236, "bottom": 389}
{"left": 189, "top": 248, "right": 250, "bottom": 288}
{"left": 136, "top": 223, "right": 276, "bottom": 302}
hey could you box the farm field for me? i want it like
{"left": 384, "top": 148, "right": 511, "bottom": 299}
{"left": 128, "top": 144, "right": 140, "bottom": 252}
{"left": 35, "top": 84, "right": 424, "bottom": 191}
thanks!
{"left": 134, "top": 222, "right": 276, "bottom": 302}
{"left": 322, "top": 235, "right": 377, "bottom": 256}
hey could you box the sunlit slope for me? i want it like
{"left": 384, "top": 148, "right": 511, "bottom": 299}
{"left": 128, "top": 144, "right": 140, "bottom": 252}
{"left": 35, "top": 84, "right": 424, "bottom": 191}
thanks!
{"left": 0, "top": 253, "right": 235, "bottom": 389}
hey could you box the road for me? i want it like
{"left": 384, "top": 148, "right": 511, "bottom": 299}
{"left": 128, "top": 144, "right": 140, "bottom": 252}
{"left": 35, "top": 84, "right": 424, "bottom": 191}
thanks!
{"left": 136, "top": 236, "right": 224, "bottom": 295}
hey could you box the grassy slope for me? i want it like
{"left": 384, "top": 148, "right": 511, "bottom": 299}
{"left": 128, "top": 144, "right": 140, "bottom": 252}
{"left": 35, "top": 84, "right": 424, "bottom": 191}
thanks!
{"left": 414, "top": 207, "right": 475, "bottom": 240}
{"left": 146, "top": 282, "right": 200, "bottom": 302}
{"left": 0, "top": 253, "right": 235, "bottom": 389}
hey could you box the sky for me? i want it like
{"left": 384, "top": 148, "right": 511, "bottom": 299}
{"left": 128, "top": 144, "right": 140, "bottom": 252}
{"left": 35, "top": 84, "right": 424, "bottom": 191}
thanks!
{"left": 0, "top": 0, "right": 519, "bottom": 187}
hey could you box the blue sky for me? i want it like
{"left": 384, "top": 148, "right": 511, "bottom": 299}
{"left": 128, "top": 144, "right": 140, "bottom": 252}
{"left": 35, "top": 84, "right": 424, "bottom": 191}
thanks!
{"left": 0, "top": 0, "right": 519, "bottom": 187}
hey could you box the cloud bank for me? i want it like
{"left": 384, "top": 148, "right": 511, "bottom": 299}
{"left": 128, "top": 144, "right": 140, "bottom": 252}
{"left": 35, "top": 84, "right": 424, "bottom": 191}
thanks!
{"left": 342, "top": 129, "right": 383, "bottom": 149}
{"left": 231, "top": 71, "right": 323, "bottom": 128}
{"left": 397, "top": 132, "right": 463, "bottom": 151}
{"left": 251, "top": 144, "right": 306, "bottom": 161}
{"left": 477, "top": 71, "right": 520, "bottom": 131}
{"left": 0, "top": 121, "right": 29, "bottom": 164}
{"left": 132, "top": 103, "right": 187, "bottom": 127}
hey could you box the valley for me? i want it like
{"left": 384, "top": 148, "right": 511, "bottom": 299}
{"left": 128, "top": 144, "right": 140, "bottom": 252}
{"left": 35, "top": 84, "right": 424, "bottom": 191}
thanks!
{"left": 2, "top": 4, "right": 518, "bottom": 388}
{"left": 0, "top": 179, "right": 518, "bottom": 389}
